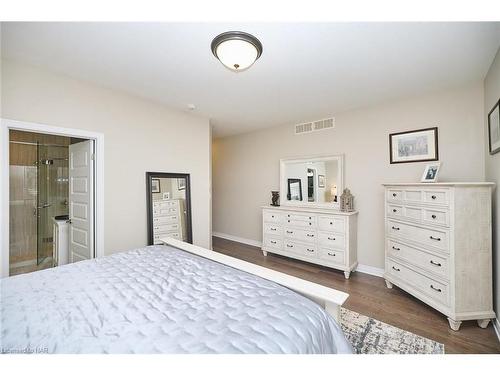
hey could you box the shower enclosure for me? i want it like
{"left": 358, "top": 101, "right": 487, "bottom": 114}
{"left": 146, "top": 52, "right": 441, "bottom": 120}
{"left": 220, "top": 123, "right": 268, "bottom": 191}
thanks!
{"left": 9, "top": 132, "right": 69, "bottom": 275}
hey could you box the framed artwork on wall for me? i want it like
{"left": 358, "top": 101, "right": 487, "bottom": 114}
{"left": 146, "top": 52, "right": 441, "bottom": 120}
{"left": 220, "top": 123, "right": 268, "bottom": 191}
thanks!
{"left": 389, "top": 127, "right": 439, "bottom": 164}
{"left": 151, "top": 178, "right": 161, "bottom": 193}
{"left": 488, "top": 99, "right": 500, "bottom": 155}
{"left": 178, "top": 178, "right": 186, "bottom": 190}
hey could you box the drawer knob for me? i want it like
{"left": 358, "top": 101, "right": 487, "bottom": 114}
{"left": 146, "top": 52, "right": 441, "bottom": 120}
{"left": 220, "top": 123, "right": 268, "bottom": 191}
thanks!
{"left": 392, "top": 246, "right": 400, "bottom": 251}
{"left": 287, "top": 214, "right": 290, "bottom": 217}
{"left": 270, "top": 241, "right": 276, "bottom": 244}
{"left": 309, "top": 217, "right": 312, "bottom": 219}
{"left": 392, "top": 266, "right": 400, "bottom": 272}
{"left": 429, "top": 235, "right": 441, "bottom": 241}
{"left": 306, "top": 234, "right": 314, "bottom": 237}
{"left": 286, "top": 230, "right": 293, "bottom": 234}
{"left": 392, "top": 226, "right": 400, "bottom": 231}
{"left": 288, "top": 220, "right": 290, "bottom": 223}
{"left": 271, "top": 215, "right": 275, "bottom": 218}
{"left": 287, "top": 244, "right": 293, "bottom": 248}
{"left": 327, "top": 252, "right": 336, "bottom": 257}
{"left": 328, "top": 237, "right": 336, "bottom": 241}
{"left": 392, "top": 193, "right": 397, "bottom": 197}
{"left": 392, "top": 209, "right": 397, "bottom": 213}
{"left": 329, "top": 222, "right": 333, "bottom": 225}
{"left": 307, "top": 249, "right": 314, "bottom": 252}
{"left": 431, "top": 195, "right": 437, "bottom": 200}
{"left": 309, "top": 222, "right": 312, "bottom": 226}
{"left": 270, "top": 228, "right": 277, "bottom": 231}
{"left": 430, "top": 285, "right": 442, "bottom": 292}
{"left": 430, "top": 260, "right": 442, "bottom": 267}
{"left": 431, "top": 214, "right": 437, "bottom": 219}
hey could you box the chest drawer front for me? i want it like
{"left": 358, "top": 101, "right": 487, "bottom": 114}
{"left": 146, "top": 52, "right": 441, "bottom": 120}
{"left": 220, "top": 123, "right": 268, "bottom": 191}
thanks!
{"left": 264, "top": 237, "right": 282, "bottom": 249}
{"left": 154, "top": 223, "right": 180, "bottom": 233}
{"left": 318, "top": 248, "right": 345, "bottom": 265}
{"left": 264, "top": 223, "right": 282, "bottom": 236}
{"left": 263, "top": 211, "right": 283, "bottom": 223}
{"left": 387, "top": 189, "right": 403, "bottom": 203}
{"left": 153, "top": 215, "right": 179, "bottom": 225}
{"left": 284, "top": 212, "right": 316, "bottom": 222}
{"left": 423, "top": 208, "right": 449, "bottom": 227}
{"left": 285, "top": 218, "right": 316, "bottom": 228}
{"left": 284, "top": 227, "right": 316, "bottom": 243}
{"left": 387, "top": 259, "right": 449, "bottom": 306}
{"left": 404, "top": 189, "right": 423, "bottom": 204}
{"left": 423, "top": 190, "right": 450, "bottom": 206}
{"left": 154, "top": 207, "right": 179, "bottom": 216}
{"left": 318, "top": 216, "right": 346, "bottom": 232}
{"left": 387, "top": 240, "right": 449, "bottom": 280}
{"left": 283, "top": 240, "right": 317, "bottom": 257}
{"left": 318, "top": 232, "right": 345, "bottom": 249}
{"left": 387, "top": 204, "right": 403, "bottom": 218}
{"left": 154, "top": 200, "right": 179, "bottom": 209}
{"left": 387, "top": 220, "right": 449, "bottom": 252}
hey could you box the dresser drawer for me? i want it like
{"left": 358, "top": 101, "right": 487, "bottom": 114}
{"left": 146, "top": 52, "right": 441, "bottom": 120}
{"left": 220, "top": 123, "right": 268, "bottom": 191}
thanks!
{"left": 153, "top": 200, "right": 179, "bottom": 209}
{"left": 318, "top": 216, "right": 346, "bottom": 232}
{"left": 423, "top": 208, "right": 449, "bottom": 227}
{"left": 387, "top": 189, "right": 403, "bottom": 203}
{"left": 284, "top": 227, "right": 316, "bottom": 243}
{"left": 387, "top": 259, "right": 449, "bottom": 307}
{"left": 154, "top": 231, "right": 181, "bottom": 243}
{"left": 154, "top": 223, "right": 180, "bottom": 233}
{"left": 387, "top": 240, "right": 449, "bottom": 280}
{"left": 264, "top": 237, "right": 282, "bottom": 250}
{"left": 264, "top": 223, "right": 282, "bottom": 236}
{"left": 283, "top": 241, "right": 317, "bottom": 257}
{"left": 387, "top": 220, "right": 449, "bottom": 252}
{"left": 263, "top": 211, "right": 283, "bottom": 223}
{"left": 318, "top": 231, "right": 345, "bottom": 249}
{"left": 284, "top": 212, "right": 316, "bottom": 222}
{"left": 285, "top": 218, "right": 316, "bottom": 229}
{"left": 387, "top": 204, "right": 422, "bottom": 222}
{"left": 423, "top": 190, "right": 450, "bottom": 206}
{"left": 153, "top": 215, "right": 179, "bottom": 225}
{"left": 318, "top": 248, "right": 345, "bottom": 265}
{"left": 154, "top": 206, "right": 178, "bottom": 216}
{"left": 404, "top": 189, "right": 424, "bottom": 204}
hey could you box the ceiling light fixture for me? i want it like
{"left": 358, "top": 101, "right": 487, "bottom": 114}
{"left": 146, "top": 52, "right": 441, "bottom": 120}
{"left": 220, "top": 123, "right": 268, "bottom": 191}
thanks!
{"left": 211, "top": 31, "right": 263, "bottom": 72}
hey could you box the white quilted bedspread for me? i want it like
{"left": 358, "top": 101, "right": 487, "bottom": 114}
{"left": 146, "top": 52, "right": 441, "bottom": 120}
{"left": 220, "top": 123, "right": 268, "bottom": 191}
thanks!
{"left": 0, "top": 245, "right": 352, "bottom": 354}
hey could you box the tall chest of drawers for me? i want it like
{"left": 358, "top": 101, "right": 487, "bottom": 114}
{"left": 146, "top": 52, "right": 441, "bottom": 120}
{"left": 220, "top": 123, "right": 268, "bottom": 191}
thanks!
{"left": 262, "top": 206, "right": 358, "bottom": 279}
{"left": 152, "top": 198, "right": 185, "bottom": 244}
{"left": 383, "top": 183, "right": 495, "bottom": 330}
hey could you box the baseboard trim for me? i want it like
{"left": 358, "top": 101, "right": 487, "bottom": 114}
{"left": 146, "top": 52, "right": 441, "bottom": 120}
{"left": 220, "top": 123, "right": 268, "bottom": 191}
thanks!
{"left": 493, "top": 317, "right": 500, "bottom": 344}
{"left": 212, "top": 232, "right": 385, "bottom": 278}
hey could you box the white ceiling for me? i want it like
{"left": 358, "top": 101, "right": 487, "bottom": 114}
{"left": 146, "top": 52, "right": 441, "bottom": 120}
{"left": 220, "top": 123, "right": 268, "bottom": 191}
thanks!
{"left": 2, "top": 22, "right": 499, "bottom": 137}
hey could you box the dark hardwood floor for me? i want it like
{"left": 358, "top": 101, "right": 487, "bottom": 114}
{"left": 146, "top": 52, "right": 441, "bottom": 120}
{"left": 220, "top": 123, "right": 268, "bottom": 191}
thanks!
{"left": 212, "top": 236, "right": 500, "bottom": 354}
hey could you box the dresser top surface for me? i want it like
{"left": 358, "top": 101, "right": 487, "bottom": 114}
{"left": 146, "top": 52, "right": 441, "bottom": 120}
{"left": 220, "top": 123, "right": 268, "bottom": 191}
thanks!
{"left": 261, "top": 205, "right": 358, "bottom": 216}
{"left": 382, "top": 182, "right": 495, "bottom": 187}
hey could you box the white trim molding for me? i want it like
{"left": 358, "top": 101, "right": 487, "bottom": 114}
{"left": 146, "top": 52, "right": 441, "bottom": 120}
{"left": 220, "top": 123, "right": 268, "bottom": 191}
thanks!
{"left": 1, "top": 118, "right": 105, "bottom": 278}
{"left": 212, "top": 232, "right": 384, "bottom": 278}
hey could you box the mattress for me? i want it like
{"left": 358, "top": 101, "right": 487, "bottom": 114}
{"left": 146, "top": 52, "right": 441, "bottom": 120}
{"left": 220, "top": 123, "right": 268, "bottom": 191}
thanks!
{"left": 1, "top": 245, "right": 353, "bottom": 354}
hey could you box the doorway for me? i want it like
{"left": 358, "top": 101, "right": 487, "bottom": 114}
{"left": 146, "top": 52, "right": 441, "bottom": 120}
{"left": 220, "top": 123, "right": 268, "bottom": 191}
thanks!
{"left": 1, "top": 119, "right": 105, "bottom": 278}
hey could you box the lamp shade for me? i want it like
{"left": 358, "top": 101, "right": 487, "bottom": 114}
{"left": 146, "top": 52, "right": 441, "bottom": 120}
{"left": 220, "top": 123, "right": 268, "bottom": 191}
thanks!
{"left": 211, "top": 31, "right": 263, "bottom": 72}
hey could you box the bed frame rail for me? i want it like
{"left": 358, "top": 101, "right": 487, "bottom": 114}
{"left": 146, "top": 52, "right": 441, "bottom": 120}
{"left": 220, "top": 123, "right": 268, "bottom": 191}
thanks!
{"left": 160, "top": 237, "right": 349, "bottom": 323}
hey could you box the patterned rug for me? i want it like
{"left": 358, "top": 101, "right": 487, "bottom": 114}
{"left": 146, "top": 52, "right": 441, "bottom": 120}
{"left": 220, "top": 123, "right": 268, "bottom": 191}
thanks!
{"left": 341, "top": 308, "right": 445, "bottom": 354}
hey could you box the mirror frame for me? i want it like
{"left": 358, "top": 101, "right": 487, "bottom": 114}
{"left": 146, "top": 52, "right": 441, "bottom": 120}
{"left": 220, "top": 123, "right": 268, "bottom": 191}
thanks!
{"left": 146, "top": 172, "right": 193, "bottom": 245}
{"left": 279, "top": 154, "right": 344, "bottom": 209}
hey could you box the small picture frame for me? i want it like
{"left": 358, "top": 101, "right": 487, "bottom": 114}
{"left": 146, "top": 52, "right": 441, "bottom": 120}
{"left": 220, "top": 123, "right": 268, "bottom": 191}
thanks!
{"left": 162, "top": 192, "right": 170, "bottom": 200}
{"left": 177, "top": 178, "right": 186, "bottom": 191}
{"left": 318, "top": 175, "right": 325, "bottom": 188}
{"left": 488, "top": 99, "right": 500, "bottom": 155}
{"left": 421, "top": 163, "right": 441, "bottom": 183}
{"left": 151, "top": 178, "right": 161, "bottom": 193}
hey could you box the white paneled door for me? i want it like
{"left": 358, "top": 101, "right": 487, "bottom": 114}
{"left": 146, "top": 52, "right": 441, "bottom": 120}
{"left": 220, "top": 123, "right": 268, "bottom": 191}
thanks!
{"left": 68, "top": 140, "right": 94, "bottom": 262}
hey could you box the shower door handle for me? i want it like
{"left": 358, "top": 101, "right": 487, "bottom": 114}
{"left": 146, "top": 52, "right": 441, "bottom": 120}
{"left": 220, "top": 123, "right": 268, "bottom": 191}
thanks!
{"left": 37, "top": 203, "right": 52, "bottom": 209}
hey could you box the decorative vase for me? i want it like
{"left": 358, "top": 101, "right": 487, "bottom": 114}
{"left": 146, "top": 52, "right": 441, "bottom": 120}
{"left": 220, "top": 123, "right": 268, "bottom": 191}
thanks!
{"left": 271, "top": 191, "right": 280, "bottom": 206}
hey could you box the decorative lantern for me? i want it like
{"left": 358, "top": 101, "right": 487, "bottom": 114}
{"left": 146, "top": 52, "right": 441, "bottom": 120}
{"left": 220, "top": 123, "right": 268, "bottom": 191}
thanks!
{"left": 340, "top": 188, "right": 354, "bottom": 212}
{"left": 271, "top": 191, "right": 280, "bottom": 206}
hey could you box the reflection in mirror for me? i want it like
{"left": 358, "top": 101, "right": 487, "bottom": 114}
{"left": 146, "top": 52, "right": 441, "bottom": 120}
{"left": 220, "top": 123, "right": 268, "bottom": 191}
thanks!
{"left": 287, "top": 178, "right": 303, "bottom": 201}
{"left": 281, "top": 156, "right": 342, "bottom": 206}
{"left": 146, "top": 172, "right": 192, "bottom": 245}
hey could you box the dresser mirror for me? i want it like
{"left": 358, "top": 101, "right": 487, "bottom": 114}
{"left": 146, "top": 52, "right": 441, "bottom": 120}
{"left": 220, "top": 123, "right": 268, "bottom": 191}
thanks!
{"left": 280, "top": 154, "right": 344, "bottom": 209}
{"left": 146, "top": 172, "right": 193, "bottom": 245}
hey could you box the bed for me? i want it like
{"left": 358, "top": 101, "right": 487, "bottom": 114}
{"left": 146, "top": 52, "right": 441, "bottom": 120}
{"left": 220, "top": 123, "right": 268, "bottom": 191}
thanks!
{"left": 0, "top": 239, "right": 352, "bottom": 354}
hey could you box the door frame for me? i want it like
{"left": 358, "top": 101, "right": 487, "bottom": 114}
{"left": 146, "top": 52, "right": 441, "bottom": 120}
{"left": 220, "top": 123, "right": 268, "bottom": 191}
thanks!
{"left": 1, "top": 118, "right": 105, "bottom": 278}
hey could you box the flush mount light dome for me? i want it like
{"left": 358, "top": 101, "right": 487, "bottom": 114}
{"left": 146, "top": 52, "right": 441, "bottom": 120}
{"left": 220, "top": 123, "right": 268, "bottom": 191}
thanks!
{"left": 211, "top": 31, "right": 263, "bottom": 72}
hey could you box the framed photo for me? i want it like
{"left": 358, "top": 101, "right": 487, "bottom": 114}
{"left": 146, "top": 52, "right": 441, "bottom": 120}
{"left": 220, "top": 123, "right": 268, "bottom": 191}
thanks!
{"left": 421, "top": 163, "right": 441, "bottom": 183}
{"left": 389, "top": 127, "right": 438, "bottom": 164}
{"left": 162, "top": 192, "right": 170, "bottom": 200}
{"left": 488, "top": 100, "right": 500, "bottom": 155}
{"left": 318, "top": 175, "right": 325, "bottom": 188}
{"left": 177, "top": 178, "right": 186, "bottom": 191}
{"left": 151, "top": 178, "right": 161, "bottom": 193}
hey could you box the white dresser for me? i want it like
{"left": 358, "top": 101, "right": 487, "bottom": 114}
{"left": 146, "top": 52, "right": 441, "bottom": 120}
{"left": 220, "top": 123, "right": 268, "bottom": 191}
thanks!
{"left": 262, "top": 206, "right": 358, "bottom": 278}
{"left": 383, "top": 183, "right": 495, "bottom": 330}
{"left": 152, "top": 198, "right": 185, "bottom": 244}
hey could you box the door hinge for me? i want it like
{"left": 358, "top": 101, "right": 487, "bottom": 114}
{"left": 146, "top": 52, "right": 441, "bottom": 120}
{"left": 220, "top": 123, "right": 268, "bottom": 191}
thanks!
{"left": 91, "top": 153, "right": 95, "bottom": 160}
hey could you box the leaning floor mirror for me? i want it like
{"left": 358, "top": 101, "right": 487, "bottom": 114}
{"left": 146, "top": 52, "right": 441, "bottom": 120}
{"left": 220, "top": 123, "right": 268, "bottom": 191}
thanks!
{"left": 146, "top": 172, "right": 193, "bottom": 245}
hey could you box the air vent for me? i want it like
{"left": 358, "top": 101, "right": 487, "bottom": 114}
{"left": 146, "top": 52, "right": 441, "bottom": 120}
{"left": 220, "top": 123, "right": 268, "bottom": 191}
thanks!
{"left": 295, "top": 122, "right": 313, "bottom": 135}
{"left": 295, "top": 118, "right": 335, "bottom": 135}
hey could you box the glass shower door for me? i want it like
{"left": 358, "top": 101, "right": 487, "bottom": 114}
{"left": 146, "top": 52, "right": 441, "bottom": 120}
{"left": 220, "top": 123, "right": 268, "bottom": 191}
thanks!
{"left": 37, "top": 144, "right": 51, "bottom": 265}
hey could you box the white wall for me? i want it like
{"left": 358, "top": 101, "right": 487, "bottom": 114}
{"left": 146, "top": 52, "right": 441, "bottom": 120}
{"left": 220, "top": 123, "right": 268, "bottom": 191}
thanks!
{"left": 1, "top": 60, "right": 212, "bottom": 254}
{"left": 484, "top": 47, "right": 500, "bottom": 321}
{"left": 213, "top": 83, "right": 486, "bottom": 269}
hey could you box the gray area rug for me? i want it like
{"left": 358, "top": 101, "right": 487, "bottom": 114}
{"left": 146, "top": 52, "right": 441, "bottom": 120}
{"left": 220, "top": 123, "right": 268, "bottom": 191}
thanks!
{"left": 341, "top": 308, "right": 445, "bottom": 354}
